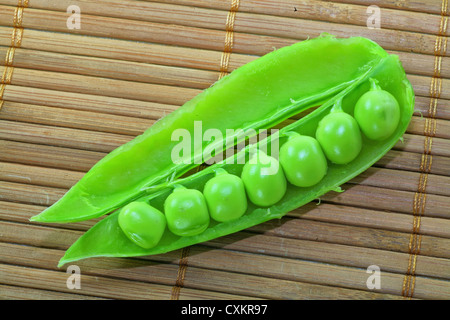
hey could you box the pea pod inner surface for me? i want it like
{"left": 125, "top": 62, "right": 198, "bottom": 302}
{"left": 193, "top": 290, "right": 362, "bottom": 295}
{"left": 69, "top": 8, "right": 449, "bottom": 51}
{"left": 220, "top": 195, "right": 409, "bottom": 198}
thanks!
{"left": 30, "top": 35, "right": 388, "bottom": 223}
{"left": 57, "top": 52, "right": 414, "bottom": 267}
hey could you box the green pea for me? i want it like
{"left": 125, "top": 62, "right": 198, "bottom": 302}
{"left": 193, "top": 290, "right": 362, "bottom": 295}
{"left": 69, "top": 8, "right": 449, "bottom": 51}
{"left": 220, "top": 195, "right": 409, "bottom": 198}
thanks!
{"left": 164, "top": 185, "right": 210, "bottom": 237}
{"left": 355, "top": 78, "right": 401, "bottom": 141}
{"left": 316, "top": 101, "right": 362, "bottom": 165}
{"left": 203, "top": 168, "right": 248, "bottom": 222}
{"left": 279, "top": 133, "right": 328, "bottom": 187}
{"left": 118, "top": 202, "right": 166, "bottom": 249}
{"left": 241, "top": 150, "right": 287, "bottom": 207}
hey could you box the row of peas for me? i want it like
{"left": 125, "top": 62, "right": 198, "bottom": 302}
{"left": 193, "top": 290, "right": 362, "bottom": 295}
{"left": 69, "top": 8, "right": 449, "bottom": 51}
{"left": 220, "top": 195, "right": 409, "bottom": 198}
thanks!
{"left": 118, "top": 78, "right": 400, "bottom": 249}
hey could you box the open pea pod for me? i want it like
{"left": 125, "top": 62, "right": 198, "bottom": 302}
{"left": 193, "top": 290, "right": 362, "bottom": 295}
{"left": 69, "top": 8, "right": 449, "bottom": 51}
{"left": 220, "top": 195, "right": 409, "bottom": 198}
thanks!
{"left": 30, "top": 35, "right": 388, "bottom": 223}
{"left": 58, "top": 53, "right": 414, "bottom": 267}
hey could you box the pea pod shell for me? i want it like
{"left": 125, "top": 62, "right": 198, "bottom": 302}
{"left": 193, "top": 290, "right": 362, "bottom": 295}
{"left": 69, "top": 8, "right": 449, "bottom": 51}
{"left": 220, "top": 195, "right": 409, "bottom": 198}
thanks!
{"left": 58, "top": 52, "right": 414, "bottom": 267}
{"left": 31, "top": 35, "right": 388, "bottom": 223}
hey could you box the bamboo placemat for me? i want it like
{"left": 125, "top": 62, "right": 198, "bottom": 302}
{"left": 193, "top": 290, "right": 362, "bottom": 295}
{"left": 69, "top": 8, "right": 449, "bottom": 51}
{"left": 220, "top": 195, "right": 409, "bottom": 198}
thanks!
{"left": 0, "top": 0, "right": 449, "bottom": 300}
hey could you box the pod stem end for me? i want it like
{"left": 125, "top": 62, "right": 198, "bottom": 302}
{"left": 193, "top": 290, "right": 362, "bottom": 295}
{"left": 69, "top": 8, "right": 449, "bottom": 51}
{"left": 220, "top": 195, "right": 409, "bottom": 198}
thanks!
{"left": 369, "top": 77, "right": 381, "bottom": 91}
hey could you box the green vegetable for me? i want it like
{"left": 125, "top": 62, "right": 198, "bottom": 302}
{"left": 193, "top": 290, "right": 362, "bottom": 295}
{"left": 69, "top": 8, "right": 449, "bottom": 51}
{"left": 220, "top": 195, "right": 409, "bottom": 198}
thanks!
{"left": 203, "top": 169, "right": 247, "bottom": 223}
{"left": 241, "top": 150, "right": 287, "bottom": 207}
{"left": 117, "top": 202, "right": 166, "bottom": 249}
{"left": 23, "top": 35, "right": 413, "bottom": 267}
{"left": 56, "top": 40, "right": 414, "bottom": 267}
{"left": 30, "top": 35, "right": 389, "bottom": 223}
{"left": 315, "top": 99, "right": 363, "bottom": 164}
{"left": 354, "top": 78, "right": 401, "bottom": 140}
{"left": 164, "top": 185, "right": 210, "bottom": 237}
{"left": 279, "top": 133, "right": 328, "bottom": 187}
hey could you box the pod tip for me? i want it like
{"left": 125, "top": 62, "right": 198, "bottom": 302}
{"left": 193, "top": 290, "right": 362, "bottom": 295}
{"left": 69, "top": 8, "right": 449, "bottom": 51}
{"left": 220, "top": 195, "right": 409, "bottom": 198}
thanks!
{"left": 29, "top": 214, "right": 40, "bottom": 222}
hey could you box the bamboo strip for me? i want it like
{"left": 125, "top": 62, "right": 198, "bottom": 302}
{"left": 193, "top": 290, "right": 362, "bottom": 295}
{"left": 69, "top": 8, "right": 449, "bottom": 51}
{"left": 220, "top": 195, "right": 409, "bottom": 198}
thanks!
{"left": 161, "top": 0, "right": 449, "bottom": 35}
{"left": 0, "top": 201, "right": 99, "bottom": 231}
{"left": 407, "top": 74, "right": 450, "bottom": 100}
{"left": 0, "top": 5, "right": 444, "bottom": 57}
{"left": 1, "top": 85, "right": 179, "bottom": 120}
{"left": 0, "top": 102, "right": 154, "bottom": 136}
{"left": 0, "top": 120, "right": 133, "bottom": 153}
{"left": 376, "top": 150, "right": 450, "bottom": 177}
{"left": 350, "top": 167, "right": 450, "bottom": 196}
{"left": 0, "top": 263, "right": 256, "bottom": 300}
{"left": 182, "top": 266, "right": 403, "bottom": 300}
{"left": 181, "top": 246, "right": 449, "bottom": 299}
{"left": 395, "top": 133, "right": 450, "bottom": 157}
{"left": 47, "top": 5, "right": 450, "bottom": 57}
{"left": 293, "top": 202, "right": 450, "bottom": 239}
{"left": 0, "top": 5, "right": 284, "bottom": 56}
{"left": 321, "top": 183, "right": 450, "bottom": 219}
{"left": 403, "top": 1, "right": 448, "bottom": 297}
{"left": 204, "top": 231, "right": 450, "bottom": 280}
{"left": 329, "top": 0, "right": 445, "bottom": 15}
{"left": 408, "top": 115, "right": 450, "bottom": 138}
{"left": 0, "top": 66, "right": 202, "bottom": 106}
{"left": 252, "top": 218, "right": 450, "bottom": 259}
{"left": 0, "top": 0, "right": 27, "bottom": 111}
{"left": 0, "top": 27, "right": 448, "bottom": 80}
{"left": 0, "top": 220, "right": 83, "bottom": 250}
{"left": 1, "top": 221, "right": 449, "bottom": 298}
{"left": 0, "top": 162, "right": 84, "bottom": 189}
{"left": 0, "top": 0, "right": 441, "bottom": 24}
{"left": 0, "top": 181, "right": 66, "bottom": 207}
{"left": 396, "top": 51, "right": 450, "bottom": 79}
{"left": 0, "top": 284, "right": 107, "bottom": 300}
{"left": 0, "top": 139, "right": 104, "bottom": 171}
{"left": 0, "top": 27, "right": 243, "bottom": 73}
{"left": 0, "top": 46, "right": 219, "bottom": 90}
{"left": 0, "top": 242, "right": 403, "bottom": 300}
{"left": 149, "top": 0, "right": 445, "bottom": 19}
{"left": 0, "top": 0, "right": 445, "bottom": 37}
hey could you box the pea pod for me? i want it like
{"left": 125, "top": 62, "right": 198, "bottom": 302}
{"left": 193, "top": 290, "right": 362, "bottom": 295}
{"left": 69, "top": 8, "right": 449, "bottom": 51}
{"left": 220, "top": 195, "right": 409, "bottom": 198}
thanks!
{"left": 30, "top": 35, "right": 388, "bottom": 223}
{"left": 57, "top": 51, "right": 414, "bottom": 267}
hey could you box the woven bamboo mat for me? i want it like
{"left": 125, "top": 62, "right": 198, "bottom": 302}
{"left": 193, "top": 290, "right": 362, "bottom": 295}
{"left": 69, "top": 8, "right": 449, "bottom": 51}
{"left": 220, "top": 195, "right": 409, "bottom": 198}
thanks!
{"left": 0, "top": 0, "right": 449, "bottom": 300}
